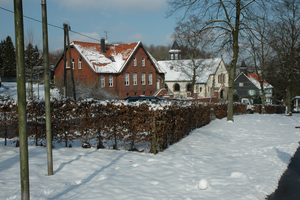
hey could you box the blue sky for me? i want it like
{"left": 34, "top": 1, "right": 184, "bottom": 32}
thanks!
{"left": 0, "top": 0, "right": 178, "bottom": 52}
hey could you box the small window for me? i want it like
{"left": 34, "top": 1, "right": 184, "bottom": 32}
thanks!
{"left": 175, "top": 53, "right": 178, "bottom": 60}
{"left": 125, "top": 73, "right": 129, "bottom": 86}
{"left": 187, "top": 84, "right": 192, "bottom": 92}
{"left": 66, "top": 61, "right": 69, "bottom": 69}
{"left": 142, "top": 57, "right": 145, "bottom": 67}
{"left": 239, "top": 82, "right": 244, "bottom": 87}
{"left": 78, "top": 58, "right": 82, "bottom": 69}
{"left": 174, "top": 83, "right": 180, "bottom": 92}
{"left": 133, "top": 73, "right": 137, "bottom": 85}
{"left": 133, "top": 57, "right": 137, "bottom": 66}
{"left": 200, "top": 87, "right": 202, "bottom": 92}
{"left": 248, "top": 90, "right": 256, "bottom": 96}
{"left": 148, "top": 73, "right": 152, "bottom": 85}
{"left": 71, "top": 59, "right": 74, "bottom": 69}
{"left": 141, "top": 73, "right": 145, "bottom": 85}
{"left": 109, "top": 75, "right": 113, "bottom": 87}
{"left": 100, "top": 76, "right": 105, "bottom": 88}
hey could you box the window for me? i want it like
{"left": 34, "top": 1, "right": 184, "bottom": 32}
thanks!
{"left": 218, "top": 74, "right": 225, "bottom": 83}
{"left": 142, "top": 57, "right": 145, "bottom": 67}
{"left": 66, "top": 61, "right": 69, "bottom": 68}
{"left": 200, "top": 87, "right": 202, "bottom": 92}
{"left": 100, "top": 76, "right": 105, "bottom": 88}
{"left": 175, "top": 53, "right": 178, "bottom": 60}
{"left": 133, "top": 57, "right": 137, "bottom": 66}
{"left": 141, "top": 73, "right": 145, "bottom": 85}
{"left": 78, "top": 58, "right": 82, "bottom": 69}
{"left": 148, "top": 73, "right": 152, "bottom": 85}
{"left": 109, "top": 75, "right": 113, "bottom": 87}
{"left": 174, "top": 83, "right": 180, "bottom": 91}
{"left": 125, "top": 73, "right": 129, "bottom": 86}
{"left": 71, "top": 59, "right": 74, "bottom": 69}
{"left": 248, "top": 90, "right": 256, "bottom": 96}
{"left": 187, "top": 84, "right": 192, "bottom": 92}
{"left": 133, "top": 73, "right": 137, "bottom": 85}
{"left": 239, "top": 82, "right": 244, "bottom": 87}
{"left": 170, "top": 54, "right": 174, "bottom": 60}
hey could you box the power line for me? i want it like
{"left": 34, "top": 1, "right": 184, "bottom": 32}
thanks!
{"left": 0, "top": 6, "right": 99, "bottom": 41}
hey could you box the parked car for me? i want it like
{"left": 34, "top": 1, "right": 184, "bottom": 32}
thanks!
{"left": 124, "top": 96, "right": 165, "bottom": 103}
{"left": 241, "top": 98, "right": 256, "bottom": 113}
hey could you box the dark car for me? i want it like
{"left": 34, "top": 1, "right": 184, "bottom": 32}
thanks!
{"left": 124, "top": 96, "right": 165, "bottom": 103}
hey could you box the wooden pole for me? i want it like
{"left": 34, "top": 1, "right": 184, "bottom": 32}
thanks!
{"left": 63, "top": 23, "right": 67, "bottom": 98}
{"left": 66, "top": 26, "right": 76, "bottom": 101}
{"left": 14, "top": 0, "right": 30, "bottom": 199}
{"left": 41, "top": 0, "right": 53, "bottom": 175}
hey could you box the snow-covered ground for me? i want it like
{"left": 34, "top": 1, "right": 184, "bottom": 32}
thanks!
{"left": 1, "top": 82, "right": 300, "bottom": 199}
{"left": 1, "top": 113, "right": 300, "bottom": 199}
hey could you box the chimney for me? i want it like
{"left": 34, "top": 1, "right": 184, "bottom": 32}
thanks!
{"left": 101, "top": 38, "right": 106, "bottom": 53}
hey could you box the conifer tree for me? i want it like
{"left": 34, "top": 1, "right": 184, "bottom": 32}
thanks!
{"left": 0, "top": 40, "right": 5, "bottom": 77}
{"left": 2, "top": 36, "right": 16, "bottom": 78}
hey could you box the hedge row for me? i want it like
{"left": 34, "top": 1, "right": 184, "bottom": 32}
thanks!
{"left": 0, "top": 99, "right": 269, "bottom": 153}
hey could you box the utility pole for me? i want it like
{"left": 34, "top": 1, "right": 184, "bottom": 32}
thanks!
{"left": 14, "top": 0, "right": 30, "bottom": 199}
{"left": 41, "top": 0, "right": 53, "bottom": 176}
{"left": 65, "top": 24, "right": 76, "bottom": 101}
{"left": 63, "top": 23, "right": 67, "bottom": 98}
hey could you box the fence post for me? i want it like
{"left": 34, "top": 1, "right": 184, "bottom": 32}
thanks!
{"left": 152, "top": 116, "right": 157, "bottom": 155}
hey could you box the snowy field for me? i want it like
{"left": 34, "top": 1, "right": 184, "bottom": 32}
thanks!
{"left": 1, "top": 82, "right": 300, "bottom": 199}
{"left": 1, "top": 113, "right": 300, "bottom": 199}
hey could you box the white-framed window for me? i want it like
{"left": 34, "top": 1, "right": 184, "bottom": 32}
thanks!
{"left": 148, "top": 73, "right": 152, "bottom": 85}
{"left": 133, "top": 73, "right": 137, "bottom": 85}
{"left": 66, "top": 61, "right": 69, "bottom": 69}
{"left": 170, "top": 54, "right": 174, "bottom": 60}
{"left": 142, "top": 57, "right": 145, "bottom": 67}
{"left": 109, "top": 75, "right": 113, "bottom": 87}
{"left": 100, "top": 76, "right": 105, "bottom": 88}
{"left": 248, "top": 89, "right": 256, "bottom": 96}
{"left": 71, "top": 58, "right": 74, "bottom": 69}
{"left": 175, "top": 53, "right": 178, "bottom": 60}
{"left": 133, "top": 57, "right": 137, "bottom": 66}
{"left": 141, "top": 73, "right": 145, "bottom": 85}
{"left": 78, "top": 58, "right": 82, "bottom": 69}
{"left": 239, "top": 82, "right": 244, "bottom": 87}
{"left": 125, "top": 73, "right": 129, "bottom": 86}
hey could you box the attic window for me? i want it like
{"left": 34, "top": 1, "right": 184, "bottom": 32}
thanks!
{"left": 109, "top": 56, "right": 115, "bottom": 62}
{"left": 239, "top": 82, "right": 244, "bottom": 87}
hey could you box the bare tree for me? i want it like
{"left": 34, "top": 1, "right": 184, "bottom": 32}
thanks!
{"left": 167, "top": 0, "right": 266, "bottom": 121}
{"left": 173, "top": 15, "right": 215, "bottom": 98}
{"left": 268, "top": 0, "right": 300, "bottom": 116}
{"left": 245, "top": 14, "right": 273, "bottom": 114}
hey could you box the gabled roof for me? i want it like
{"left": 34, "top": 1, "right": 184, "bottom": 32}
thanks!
{"left": 234, "top": 72, "right": 273, "bottom": 89}
{"left": 247, "top": 73, "right": 273, "bottom": 89}
{"left": 158, "top": 58, "right": 223, "bottom": 83}
{"left": 70, "top": 41, "right": 164, "bottom": 74}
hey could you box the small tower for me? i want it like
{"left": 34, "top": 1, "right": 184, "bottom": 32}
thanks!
{"left": 240, "top": 60, "right": 248, "bottom": 74}
{"left": 169, "top": 41, "right": 181, "bottom": 60}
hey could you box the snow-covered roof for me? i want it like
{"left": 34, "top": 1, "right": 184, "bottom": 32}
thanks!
{"left": 158, "top": 58, "right": 222, "bottom": 83}
{"left": 71, "top": 41, "right": 163, "bottom": 74}
{"left": 247, "top": 73, "right": 273, "bottom": 89}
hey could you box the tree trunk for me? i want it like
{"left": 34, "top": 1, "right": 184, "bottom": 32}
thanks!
{"left": 286, "top": 83, "right": 292, "bottom": 116}
{"left": 227, "top": 0, "right": 241, "bottom": 122}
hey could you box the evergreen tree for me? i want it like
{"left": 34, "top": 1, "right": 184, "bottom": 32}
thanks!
{"left": 0, "top": 39, "right": 5, "bottom": 77}
{"left": 25, "top": 43, "right": 42, "bottom": 98}
{"left": 2, "top": 36, "right": 16, "bottom": 78}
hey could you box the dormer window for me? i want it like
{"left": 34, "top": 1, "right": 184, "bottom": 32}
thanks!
{"left": 133, "top": 57, "right": 137, "bottom": 66}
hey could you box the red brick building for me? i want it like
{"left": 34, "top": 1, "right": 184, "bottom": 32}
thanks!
{"left": 54, "top": 39, "right": 165, "bottom": 99}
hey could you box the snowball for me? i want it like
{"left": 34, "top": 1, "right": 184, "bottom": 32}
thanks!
{"left": 198, "top": 179, "right": 210, "bottom": 190}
